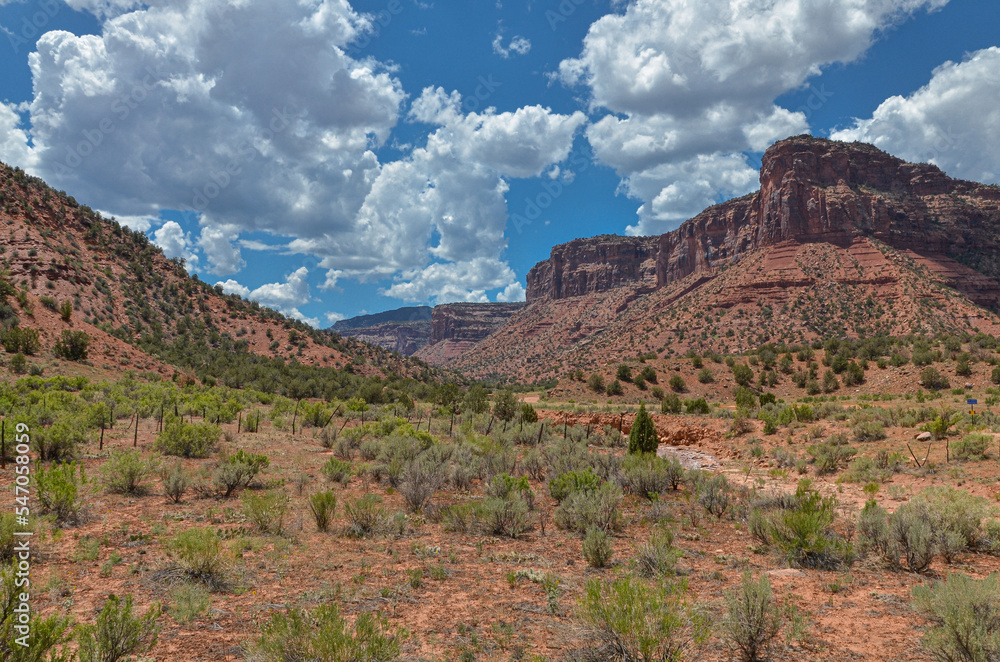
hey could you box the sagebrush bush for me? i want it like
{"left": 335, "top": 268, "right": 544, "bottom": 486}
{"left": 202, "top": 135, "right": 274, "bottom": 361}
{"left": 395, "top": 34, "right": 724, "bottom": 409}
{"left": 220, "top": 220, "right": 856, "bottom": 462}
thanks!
{"left": 169, "top": 527, "right": 227, "bottom": 588}
{"left": 582, "top": 527, "right": 614, "bottom": 568}
{"left": 101, "top": 449, "right": 154, "bottom": 495}
{"left": 34, "top": 460, "right": 89, "bottom": 525}
{"left": 634, "top": 527, "right": 680, "bottom": 578}
{"left": 321, "top": 457, "right": 353, "bottom": 485}
{"left": 852, "top": 419, "right": 886, "bottom": 442}
{"left": 951, "top": 433, "right": 991, "bottom": 462}
{"left": 622, "top": 453, "right": 684, "bottom": 499}
{"left": 156, "top": 417, "right": 220, "bottom": 458}
{"left": 807, "top": 436, "right": 857, "bottom": 475}
{"left": 241, "top": 491, "right": 289, "bottom": 535}
{"left": 399, "top": 456, "right": 447, "bottom": 513}
{"left": 244, "top": 604, "right": 403, "bottom": 662}
{"left": 912, "top": 572, "right": 1000, "bottom": 662}
{"left": 693, "top": 473, "right": 732, "bottom": 519}
{"left": 722, "top": 571, "right": 781, "bottom": 662}
{"left": 308, "top": 491, "right": 337, "bottom": 533}
{"left": 161, "top": 462, "right": 189, "bottom": 503}
{"left": 554, "top": 482, "right": 623, "bottom": 534}
{"left": 344, "top": 494, "right": 386, "bottom": 538}
{"left": 576, "top": 575, "right": 708, "bottom": 662}
{"left": 77, "top": 594, "right": 161, "bottom": 662}
{"left": 476, "top": 493, "right": 533, "bottom": 538}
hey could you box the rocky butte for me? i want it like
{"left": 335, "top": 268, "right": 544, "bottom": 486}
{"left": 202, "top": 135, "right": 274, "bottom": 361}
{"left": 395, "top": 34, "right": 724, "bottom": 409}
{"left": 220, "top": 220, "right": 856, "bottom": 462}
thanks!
{"left": 449, "top": 136, "right": 1000, "bottom": 379}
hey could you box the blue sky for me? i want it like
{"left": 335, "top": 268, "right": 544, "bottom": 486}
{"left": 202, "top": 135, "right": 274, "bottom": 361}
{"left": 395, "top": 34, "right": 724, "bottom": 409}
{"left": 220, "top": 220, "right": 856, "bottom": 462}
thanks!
{"left": 1, "top": 0, "right": 999, "bottom": 326}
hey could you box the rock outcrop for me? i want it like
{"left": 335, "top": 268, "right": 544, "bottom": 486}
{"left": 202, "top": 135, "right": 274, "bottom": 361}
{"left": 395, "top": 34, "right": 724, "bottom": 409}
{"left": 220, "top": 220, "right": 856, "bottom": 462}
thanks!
{"left": 332, "top": 306, "right": 433, "bottom": 355}
{"left": 526, "top": 235, "right": 659, "bottom": 302}
{"left": 525, "top": 136, "right": 1000, "bottom": 310}
{"left": 428, "top": 302, "right": 526, "bottom": 344}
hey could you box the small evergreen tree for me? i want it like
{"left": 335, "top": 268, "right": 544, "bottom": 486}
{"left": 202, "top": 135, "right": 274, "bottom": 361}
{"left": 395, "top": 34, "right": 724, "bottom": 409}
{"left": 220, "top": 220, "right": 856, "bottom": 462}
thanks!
{"left": 628, "top": 404, "right": 658, "bottom": 454}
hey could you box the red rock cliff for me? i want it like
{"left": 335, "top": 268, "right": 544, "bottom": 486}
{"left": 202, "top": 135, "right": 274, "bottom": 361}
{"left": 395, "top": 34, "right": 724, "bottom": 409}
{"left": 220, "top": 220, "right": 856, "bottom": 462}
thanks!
{"left": 525, "top": 137, "right": 1000, "bottom": 310}
{"left": 525, "top": 234, "right": 659, "bottom": 302}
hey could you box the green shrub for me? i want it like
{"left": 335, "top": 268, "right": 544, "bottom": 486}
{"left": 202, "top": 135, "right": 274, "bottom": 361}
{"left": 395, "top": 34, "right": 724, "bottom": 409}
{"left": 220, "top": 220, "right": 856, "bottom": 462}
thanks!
{"left": 697, "top": 368, "right": 714, "bottom": 384}
{"left": 722, "top": 571, "right": 781, "bottom": 662}
{"left": 588, "top": 373, "right": 605, "bottom": 393}
{"left": 169, "top": 583, "right": 211, "bottom": 624}
{"left": 732, "top": 363, "right": 753, "bottom": 386}
{"left": 920, "top": 366, "right": 950, "bottom": 391}
{"left": 77, "top": 594, "right": 161, "bottom": 662}
{"left": 308, "top": 491, "right": 337, "bottom": 533}
{"left": 554, "top": 482, "right": 623, "bottom": 534}
{"left": 156, "top": 417, "right": 219, "bottom": 458}
{"left": 34, "top": 460, "right": 89, "bottom": 525}
{"left": 668, "top": 374, "right": 687, "bottom": 393}
{"left": 549, "top": 467, "right": 601, "bottom": 503}
{"left": 952, "top": 433, "right": 991, "bottom": 462}
{"left": 807, "top": 436, "right": 857, "bottom": 475}
{"left": 685, "top": 398, "right": 710, "bottom": 415}
{"left": 241, "top": 491, "right": 289, "bottom": 535}
{"left": 734, "top": 386, "right": 757, "bottom": 410}
{"left": 32, "top": 419, "right": 87, "bottom": 461}
{"left": 628, "top": 403, "right": 658, "bottom": 454}
{"left": 53, "top": 329, "right": 90, "bottom": 361}
{"left": 230, "top": 450, "right": 269, "bottom": 486}
{"left": 766, "top": 480, "right": 853, "bottom": 569}
{"left": 321, "top": 457, "right": 353, "bottom": 484}
{"left": 576, "top": 575, "right": 708, "bottom": 662}
{"left": 634, "top": 528, "right": 681, "bottom": 578}
{"left": 100, "top": 449, "right": 154, "bottom": 496}
{"left": 344, "top": 494, "right": 386, "bottom": 538}
{"left": 582, "top": 527, "right": 614, "bottom": 568}
{"left": 606, "top": 379, "right": 624, "bottom": 396}
{"left": 622, "top": 453, "right": 683, "bottom": 498}
{"left": 169, "top": 527, "right": 227, "bottom": 588}
{"left": 492, "top": 389, "right": 519, "bottom": 422}
{"left": 617, "top": 364, "right": 633, "bottom": 381}
{"left": 852, "top": 419, "right": 886, "bottom": 442}
{"left": 1, "top": 326, "right": 41, "bottom": 355}
{"left": 245, "top": 604, "right": 403, "bottom": 662}
{"left": 476, "top": 493, "right": 533, "bottom": 539}
{"left": 912, "top": 572, "right": 1000, "bottom": 662}
{"left": 661, "top": 393, "right": 682, "bottom": 414}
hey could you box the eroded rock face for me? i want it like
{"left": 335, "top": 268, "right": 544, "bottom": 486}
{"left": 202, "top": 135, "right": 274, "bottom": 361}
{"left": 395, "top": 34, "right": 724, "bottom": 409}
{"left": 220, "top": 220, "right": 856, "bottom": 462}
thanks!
{"left": 526, "top": 235, "right": 659, "bottom": 302}
{"left": 428, "top": 303, "right": 526, "bottom": 344}
{"left": 526, "top": 136, "right": 1000, "bottom": 310}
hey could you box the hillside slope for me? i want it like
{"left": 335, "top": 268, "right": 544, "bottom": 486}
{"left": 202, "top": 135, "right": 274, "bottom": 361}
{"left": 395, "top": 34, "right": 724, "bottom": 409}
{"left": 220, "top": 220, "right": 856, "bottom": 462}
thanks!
{"left": 0, "top": 162, "right": 433, "bottom": 386}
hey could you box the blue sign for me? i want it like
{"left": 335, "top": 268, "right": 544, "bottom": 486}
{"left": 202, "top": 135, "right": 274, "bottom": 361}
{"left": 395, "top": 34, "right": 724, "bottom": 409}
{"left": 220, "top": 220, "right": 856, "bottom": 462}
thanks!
{"left": 967, "top": 399, "right": 978, "bottom": 405}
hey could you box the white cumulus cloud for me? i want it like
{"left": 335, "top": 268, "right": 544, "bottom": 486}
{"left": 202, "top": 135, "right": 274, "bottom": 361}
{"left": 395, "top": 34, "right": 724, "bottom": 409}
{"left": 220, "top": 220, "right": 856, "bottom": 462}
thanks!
{"left": 559, "top": 0, "right": 951, "bottom": 234}
{"left": 152, "top": 221, "right": 197, "bottom": 266}
{"left": 216, "top": 267, "right": 319, "bottom": 327}
{"left": 383, "top": 257, "right": 519, "bottom": 305}
{"left": 832, "top": 46, "right": 1000, "bottom": 184}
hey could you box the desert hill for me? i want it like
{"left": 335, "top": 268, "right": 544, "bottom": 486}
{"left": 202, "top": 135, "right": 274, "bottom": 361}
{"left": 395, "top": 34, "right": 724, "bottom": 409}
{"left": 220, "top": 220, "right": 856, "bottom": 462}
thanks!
{"left": 0, "top": 162, "right": 434, "bottom": 389}
{"left": 448, "top": 136, "right": 1000, "bottom": 381}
